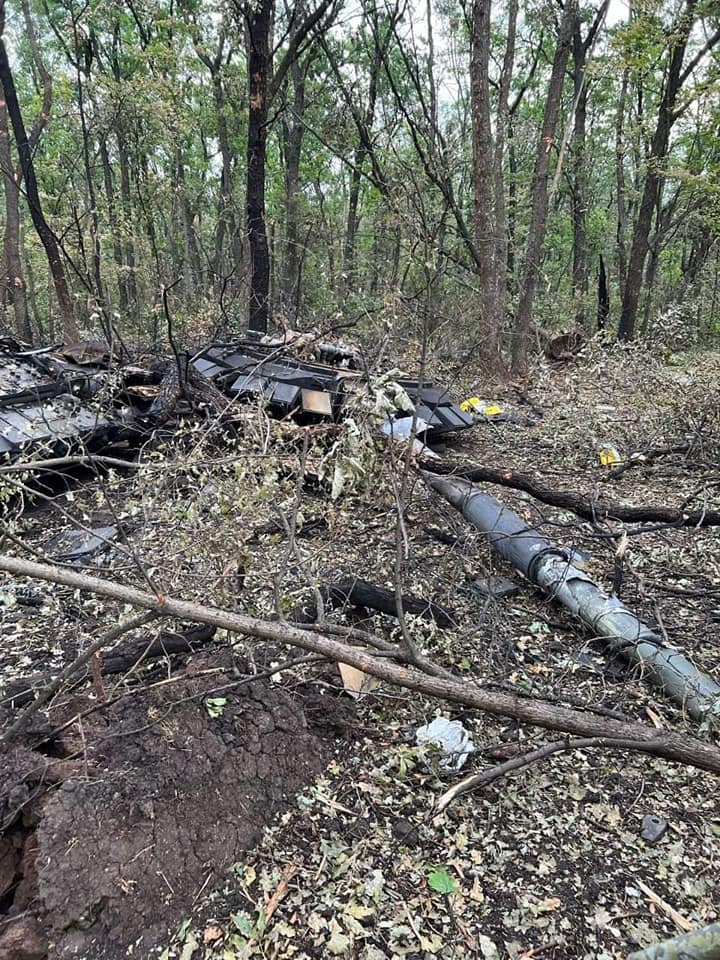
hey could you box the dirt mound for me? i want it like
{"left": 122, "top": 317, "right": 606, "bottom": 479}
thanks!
{"left": 0, "top": 657, "right": 330, "bottom": 960}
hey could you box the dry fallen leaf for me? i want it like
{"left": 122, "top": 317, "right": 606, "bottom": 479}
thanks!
{"left": 202, "top": 925, "right": 223, "bottom": 945}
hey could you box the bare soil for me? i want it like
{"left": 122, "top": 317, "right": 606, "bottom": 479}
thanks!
{"left": 0, "top": 652, "right": 337, "bottom": 960}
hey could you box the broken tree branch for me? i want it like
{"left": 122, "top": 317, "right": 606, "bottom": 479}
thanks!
{"left": 601, "top": 444, "right": 691, "bottom": 482}
{"left": 3, "top": 624, "right": 217, "bottom": 709}
{"left": 1, "top": 553, "right": 720, "bottom": 775}
{"left": 435, "top": 735, "right": 656, "bottom": 812}
{"left": 293, "top": 576, "right": 456, "bottom": 628}
{"left": 0, "top": 611, "right": 159, "bottom": 744}
{"left": 423, "top": 459, "right": 720, "bottom": 527}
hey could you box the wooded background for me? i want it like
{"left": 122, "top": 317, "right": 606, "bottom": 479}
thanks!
{"left": 0, "top": 0, "right": 718, "bottom": 372}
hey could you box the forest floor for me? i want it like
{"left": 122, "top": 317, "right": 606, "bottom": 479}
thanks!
{"left": 1, "top": 338, "right": 719, "bottom": 960}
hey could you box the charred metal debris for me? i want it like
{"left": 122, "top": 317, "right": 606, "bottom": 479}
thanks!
{"left": 0, "top": 338, "right": 474, "bottom": 462}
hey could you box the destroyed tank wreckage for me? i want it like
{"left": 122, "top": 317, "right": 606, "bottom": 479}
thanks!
{"left": 0, "top": 337, "right": 474, "bottom": 463}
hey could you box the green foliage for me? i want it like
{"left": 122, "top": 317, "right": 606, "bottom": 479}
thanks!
{"left": 3, "top": 0, "right": 719, "bottom": 345}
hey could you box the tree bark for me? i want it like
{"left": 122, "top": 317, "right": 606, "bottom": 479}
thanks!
{"left": 99, "top": 137, "right": 130, "bottom": 315}
{"left": 615, "top": 68, "right": 629, "bottom": 302}
{"left": 470, "top": 0, "right": 501, "bottom": 368}
{"left": 618, "top": 0, "right": 697, "bottom": 341}
{"left": 0, "top": 37, "right": 78, "bottom": 340}
{"left": 245, "top": 0, "right": 273, "bottom": 335}
{"left": 511, "top": 0, "right": 576, "bottom": 374}
{"left": 0, "top": 96, "right": 30, "bottom": 341}
{"left": 280, "top": 56, "right": 307, "bottom": 320}
{"left": 492, "top": 0, "right": 517, "bottom": 330}
{"left": 2, "top": 552, "right": 720, "bottom": 775}
{"left": 597, "top": 253, "right": 609, "bottom": 330}
{"left": 342, "top": 21, "right": 383, "bottom": 299}
{"left": 572, "top": 15, "right": 588, "bottom": 327}
{"left": 242, "top": 0, "right": 334, "bottom": 336}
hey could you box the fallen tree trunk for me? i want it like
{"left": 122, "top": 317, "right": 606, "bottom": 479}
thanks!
{"left": 423, "top": 459, "right": 720, "bottom": 528}
{"left": 293, "top": 577, "right": 456, "bottom": 627}
{"left": 626, "top": 923, "right": 720, "bottom": 960}
{"left": 424, "top": 473, "right": 720, "bottom": 723}
{"left": 1, "top": 553, "right": 720, "bottom": 774}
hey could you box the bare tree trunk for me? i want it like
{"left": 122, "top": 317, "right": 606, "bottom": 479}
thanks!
{"left": 116, "top": 127, "right": 139, "bottom": 316}
{"left": 492, "top": 0, "right": 517, "bottom": 330}
{"left": 571, "top": 17, "right": 588, "bottom": 328}
{"left": 73, "top": 50, "right": 111, "bottom": 338}
{"left": 597, "top": 253, "right": 609, "bottom": 330}
{"left": 0, "top": 97, "right": 30, "bottom": 340}
{"left": 280, "top": 56, "right": 307, "bottom": 321}
{"left": 245, "top": 0, "right": 273, "bottom": 335}
{"left": 0, "top": 34, "right": 78, "bottom": 341}
{"left": 176, "top": 146, "right": 202, "bottom": 297}
{"left": 615, "top": 68, "right": 629, "bottom": 303}
{"left": 618, "top": 0, "right": 701, "bottom": 341}
{"left": 99, "top": 138, "right": 129, "bottom": 315}
{"left": 470, "top": 0, "right": 502, "bottom": 368}
{"left": 511, "top": 0, "right": 576, "bottom": 374}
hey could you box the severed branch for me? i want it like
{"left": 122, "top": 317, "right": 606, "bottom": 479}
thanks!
{"left": 600, "top": 443, "right": 691, "bottom": 482}
{"left": 3, "top": 624, "right": 216, "bottom": 709}
{"left": 0, "top": 610, "right": 158, "bottom": 744}
{"left": 1, "top": 554, "right": 720, "bottom": 776}
{"left": 423, "top": 459, "right": 720, "bottom": 528}
{"left": 0, "top": 454, "right": 141, "bottom": 475}
{"left": 435, "top": 735, "right": 655, "bottom": 812}
{"left": 292, "top": 576, "right": 456, "bottom": 628}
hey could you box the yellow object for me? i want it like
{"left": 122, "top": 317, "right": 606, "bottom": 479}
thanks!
{"left": 460, "top": 397, "right": 504, "bottom": 417}
{"left": 598, "top": 446, "right": 622, "bottom": 467}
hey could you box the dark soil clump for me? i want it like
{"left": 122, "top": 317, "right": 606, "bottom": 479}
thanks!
{"left": 0, "top": 655, "right": 331, "bottom": 960}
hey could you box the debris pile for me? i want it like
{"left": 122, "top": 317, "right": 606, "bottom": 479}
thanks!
{"left": 0, "top": 338, "right": 475, "bottom": 464}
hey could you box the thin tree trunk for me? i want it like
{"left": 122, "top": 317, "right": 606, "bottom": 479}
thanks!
{"left": 176, "top": 146, "right": 201, "bottom": 296}
{"left": 213, "top": 72, "right": 240, "bottom": 282}
{"left": 74, "top": 53, "right": 110, "bottom": 338}
{"left": 0, "top": 37, "right": 78, "bottom": 341}
{"left": 597, "top": 253, "right": 609, "bottom": 330}
{"left": 0, "top": 96, "right": 30, "bottom": 340}
{"left": 618, "top": 0, "right": 697, "bottom": 341}
{"left": 470, "top": 0, "right": 501, "bottom": 368}
{"left": 572, "top": 15, "right": 588, "bottom": 328}
{"left": 492, "top": 0, "right": 517, "bottom": 330}
{"left": 507, "top": 118, "right": 517, "bottom": 287}
{"left": 342, "top": 27, "right": 382, "bottom": 298}
{"left": 99, "top": 138, "right": 129, "bottom": 314}
{"left": 511, "top": 0, "right": 576, "bottom": 374}
{"left": 615, "top": 68, "right": 629, "bottom": 302}
{"left": 281, "top": 57, "right": 306, "bottom": 321}
{"left": 245, "top": 0, "right": 273, "bottom": 335}
{"left": 116, "top": 128, "right": 138, "bottom": 316}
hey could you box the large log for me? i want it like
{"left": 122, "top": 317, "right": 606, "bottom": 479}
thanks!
{"left": 423, "top": 460, "right": 720, "bottom": 528}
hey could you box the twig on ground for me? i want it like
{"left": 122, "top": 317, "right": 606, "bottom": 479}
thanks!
{"left": 1, "top": 610, "right": 158, "bottom": 743}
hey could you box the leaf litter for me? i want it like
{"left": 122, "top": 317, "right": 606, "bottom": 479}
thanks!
{"left": 1, "top": 342, "right": 719, "bottom": 959}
